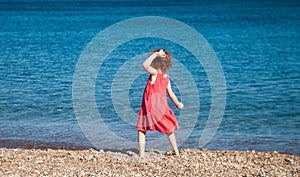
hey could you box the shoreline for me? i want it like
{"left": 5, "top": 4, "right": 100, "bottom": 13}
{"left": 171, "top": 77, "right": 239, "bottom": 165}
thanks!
{"left": 1, "top": 147, "right": 299, "bottom": 176}
{"left": 1, "top": 139, "right": 299, "bottom": 156}
{"left": 0, "top": 140, "right": 93, "bottom": 151}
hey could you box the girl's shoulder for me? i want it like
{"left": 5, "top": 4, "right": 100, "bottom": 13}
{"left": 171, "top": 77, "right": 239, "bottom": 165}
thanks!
{"left": 162, "top": 73, "right": 168, "bottom": 79}
{"left": 157, "top": 72, "right": 168, "bottom": 79}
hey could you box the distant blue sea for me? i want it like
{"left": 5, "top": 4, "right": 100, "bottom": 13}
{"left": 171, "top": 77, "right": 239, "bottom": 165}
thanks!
{"left": 0, "top": 0, "right": 299, "bottom": 155}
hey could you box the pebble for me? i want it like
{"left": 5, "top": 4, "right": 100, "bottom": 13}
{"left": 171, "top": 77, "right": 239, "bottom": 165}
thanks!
{"left": 0, "top": 148, "right": 299, "bottom": 176}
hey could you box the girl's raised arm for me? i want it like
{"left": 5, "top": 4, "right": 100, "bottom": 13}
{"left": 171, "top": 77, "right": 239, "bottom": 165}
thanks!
{"left": 167, "top": 80, "right": 184, "bottom": 109}
{"left": 142, "top": 52, "right": 158, "bottom": 75}
{"left": 142, "top": 49, "right": 166, "bottom": 75}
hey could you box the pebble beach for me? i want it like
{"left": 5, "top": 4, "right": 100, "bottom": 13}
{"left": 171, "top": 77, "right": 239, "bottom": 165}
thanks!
{"left": 1, "top": 148, "right": 299, "bottom": 177}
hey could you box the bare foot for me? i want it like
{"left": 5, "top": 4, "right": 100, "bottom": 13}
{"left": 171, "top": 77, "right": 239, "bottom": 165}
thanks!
{"left": 174, "top": 149, "right": 179, "bottom": 156}
{"left": 139, "top": 152, "right": 145, "bottom": 158}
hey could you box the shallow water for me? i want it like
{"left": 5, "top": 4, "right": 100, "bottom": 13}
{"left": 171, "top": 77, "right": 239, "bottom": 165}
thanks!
{"left": 0, "top": 0, "right": 299, "bottom": 155}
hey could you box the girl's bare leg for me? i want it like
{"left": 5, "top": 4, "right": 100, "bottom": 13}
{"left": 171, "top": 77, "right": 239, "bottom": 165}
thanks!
{"left": 138, "top": 131, "right": 146, "bottom": 157}
{"left": 167, "top": 132, "right": 179, "bottom": 156}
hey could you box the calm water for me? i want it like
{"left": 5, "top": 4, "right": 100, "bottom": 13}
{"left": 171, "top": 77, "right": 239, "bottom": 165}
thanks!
{"left": 0, "top": 0, "right": 299, "bottom": 155}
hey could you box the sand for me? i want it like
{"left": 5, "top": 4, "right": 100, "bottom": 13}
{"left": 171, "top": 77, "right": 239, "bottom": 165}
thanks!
{"left": 1, "top": 148, "right": 299, "bottom": 176}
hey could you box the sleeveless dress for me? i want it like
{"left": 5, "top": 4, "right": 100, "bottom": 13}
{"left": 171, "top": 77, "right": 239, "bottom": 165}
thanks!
{"left": 136, "top": 73, "right": 179, "bottom": 134}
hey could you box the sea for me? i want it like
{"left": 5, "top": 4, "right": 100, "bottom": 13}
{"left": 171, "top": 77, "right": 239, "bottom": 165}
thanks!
{"left": 0, "top": 0, "right": 299, "bottom": 155}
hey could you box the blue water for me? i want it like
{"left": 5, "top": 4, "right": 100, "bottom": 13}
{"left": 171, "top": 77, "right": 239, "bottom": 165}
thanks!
{"left": 0, "top": 0, "right": 299, "bottom": 155}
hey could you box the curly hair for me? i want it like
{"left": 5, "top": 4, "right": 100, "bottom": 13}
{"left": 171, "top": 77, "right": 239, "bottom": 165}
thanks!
{"left": 150, "top": 49, "right": 172, "bottom": 74}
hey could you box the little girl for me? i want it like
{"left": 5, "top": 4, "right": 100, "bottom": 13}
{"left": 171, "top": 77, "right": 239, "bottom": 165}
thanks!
{"left": 136, "top": 49, "right": 184, "bottom": 157}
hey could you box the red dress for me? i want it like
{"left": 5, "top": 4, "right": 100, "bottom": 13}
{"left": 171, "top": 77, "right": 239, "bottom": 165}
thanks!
{"left": 136, "top": 73, "right": 179, "bottom": 133}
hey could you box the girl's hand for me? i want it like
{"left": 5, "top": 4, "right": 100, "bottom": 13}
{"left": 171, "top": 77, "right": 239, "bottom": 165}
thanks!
{"left": 176, "top": 102, "right": 184, "bottom": 110}
{"left": 157, "top": 49, "right": 166, "bottom": 58}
